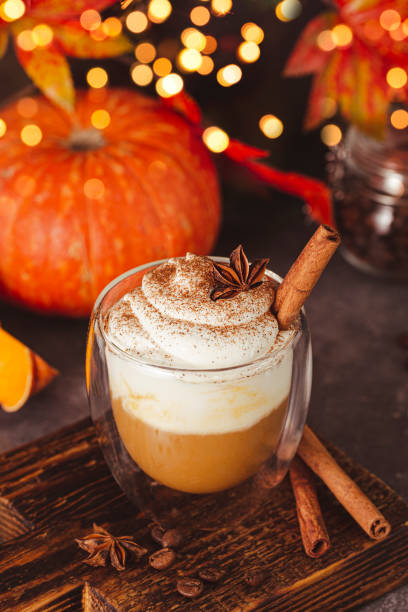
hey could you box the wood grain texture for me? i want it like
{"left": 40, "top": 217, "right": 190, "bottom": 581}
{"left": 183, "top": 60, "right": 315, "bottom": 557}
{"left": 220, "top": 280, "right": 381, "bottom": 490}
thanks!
{"left": 0, "top": 418, "right": 407, "bottom": 612}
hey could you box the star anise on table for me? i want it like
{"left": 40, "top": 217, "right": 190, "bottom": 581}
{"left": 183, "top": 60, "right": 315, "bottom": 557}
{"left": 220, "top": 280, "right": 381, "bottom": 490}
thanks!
{"left": 75, "top": 523, "right": 147, "bottom": 571}
{"left": 211, "top": 245, "right": 270, "bottom": 301}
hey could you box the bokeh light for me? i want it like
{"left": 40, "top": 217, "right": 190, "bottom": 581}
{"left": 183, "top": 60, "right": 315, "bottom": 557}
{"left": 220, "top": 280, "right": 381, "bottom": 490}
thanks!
{"left": 131, "top": 63, "right": 154, "bottom": 85}
{"left": 190, "top": 6, "right": 210, "bottom": 26}
{"left": 153, "top": 57, "right": 172, "bottom": 76}
{"left": 80, "top": 9, "right": 101, "bottom": 31}
{"left": 156, "top": 73, "right": 184, "bottom": 97}
{"left": 391, "top": 109, "right": 408, "bottom": 129}
{"left": 148, "top": 0, "right": 172, "bottom": 24}
{"left": 203, "top": 35, "right": 217, "bottom": 54}
{"left": 102, "top": 17, "right": 123, "bottom": 37}
{"left": 0, "top": 119, "right": 6, "bottom": 138}
{"left": 331, "top": 24, "right": 353, "bottom": 47}
{"left": 181, "top": 28, "right": 206, "bottom": 51}
{"left": 1, "top": 0, "right": 25, "bottom": 21}
{"left": 16, "top": 30, "right": 36, "bottom": 51}
{"left": 90, "top": 26, "right": 107, "bottom": 41}
{"left": 317, "top": 30, "right": 336, "bottom": 51}
{"left": 84, "top": 178, "right": 105, "bottom": 199}
{"left": 379, "top": 9, "right": 401, "bottom": 31}
{"left": 241, "top": 23, "right": 264, "bottom": 44}
{"left": 87, "top": 67, "right": 108, "bottom": 88}
{"left": 279, "top": 0, "right": 302, "bottom": 21}
{"left": 21, "top": 124, "right": 42, "bottom": 147}
{"left": 197, "top": 55, "right": 214, "bottom": 75}
{"left": 32, "top": 24, "right": 53, "bottom": 47}
{"left": 321, "top": 124, "right": 342, "bottom": 146}
{"left": 259, "top": 115, "right": 283, "bottom": 139}
{"left": 275, "top": 2, "right": 290, "bottom": 22}
{"left": 91, "top": 109, "right": 111, "bottom": 129}
{"left": 211, "top": 0, "right": 232, "bottom": 16}
{"left": 363, "top": 19, "right": 384, "bottom": 42}
{"left": 126, "top": 11, "right": 148, "bottom": 33}
{"left": 386, "top": 67, "right": 407, "bottom": 88}
{"left": 178, "top": 48, "right": 202, "bottom": 71}
{"left": 238, "top": 41, "right": 260, "bottom": 63}
{"left": 202, "top": 126, "right": 229, "bottom": 152}
{"left": 217, "top": 64, "right": 242, "bottom": 86}
{"left": 17, "top": 97, "right": 38, "bottom": 118}
{"left": 135, "top": 42, "right": 156, "bottom": 63}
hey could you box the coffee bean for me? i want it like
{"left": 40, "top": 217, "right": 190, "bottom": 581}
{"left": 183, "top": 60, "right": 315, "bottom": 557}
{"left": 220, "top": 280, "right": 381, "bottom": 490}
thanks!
{"left": 149, "top": 548, "right": 175, "bottom": 570}
{"left": 162, "top": 528, "right": 183, "bottom": 548}
{"left": 150, "top": 525, "right": 166, "bottom": 545}
{"left": 199, "top": 567, "right": 225, "bottom": 583}
{"left": 177, "top": 577, "right": 203, "bottom": 598}
{"left": 244, "top": 568, "right": 266, "bottom": 587}
{"left": 396, "top": 332, "right": 408, "bottom": 350}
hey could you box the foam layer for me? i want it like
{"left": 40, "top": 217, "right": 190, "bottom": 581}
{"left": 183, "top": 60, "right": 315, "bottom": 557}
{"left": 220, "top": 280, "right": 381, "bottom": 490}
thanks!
{"left": 106, "top": 253, "right": 279, "bottom": 368}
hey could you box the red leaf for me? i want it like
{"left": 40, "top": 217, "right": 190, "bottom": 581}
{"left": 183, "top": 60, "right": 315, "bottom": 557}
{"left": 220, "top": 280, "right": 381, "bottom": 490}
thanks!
{"left": 225, "top": 139, "right": 269, "bottom": 163}
{"left": 29, "top": 0, "right": 118, "bottom": 20}
{"left": 53, "top": 21, "right": 131, "bottom": 58}
{"left": 284, "top": 12, "right": 337, "bottom": 77}
{"left": 162, "top": 91, "right": 202, "bottom": 125}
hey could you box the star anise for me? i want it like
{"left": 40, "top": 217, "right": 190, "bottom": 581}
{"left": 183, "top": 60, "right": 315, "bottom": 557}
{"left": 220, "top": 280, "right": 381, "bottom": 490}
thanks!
{"left": 211, "top": 245, "right": 269, "bottom": 301}
{"left": 75, "top": 523, "right": 147, "bottom": 571}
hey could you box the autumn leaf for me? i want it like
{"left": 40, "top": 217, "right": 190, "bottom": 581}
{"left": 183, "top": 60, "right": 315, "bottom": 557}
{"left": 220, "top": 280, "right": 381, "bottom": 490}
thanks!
{"left": 54, "top": 22, "right": 132, "bottom": 58}
{"left": 0, "top": 29, "right": 8, "bottom": 59}
{"left": 28, "top": 0, "right": 119, "bottom": 21}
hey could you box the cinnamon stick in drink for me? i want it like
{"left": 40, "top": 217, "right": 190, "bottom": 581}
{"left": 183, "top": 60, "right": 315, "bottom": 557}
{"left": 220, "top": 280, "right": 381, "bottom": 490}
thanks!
{"left": 274, "top": 224, "right": 340, "bottom": 330}
{"left": 289, "top": 456, "right": 330, "bottom": 558}
{"left": 298, "top": 426, "right": 391, "bottom": 540}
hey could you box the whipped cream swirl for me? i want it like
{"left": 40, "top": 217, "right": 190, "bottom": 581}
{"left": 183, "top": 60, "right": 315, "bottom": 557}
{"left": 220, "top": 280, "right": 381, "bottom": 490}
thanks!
{"left": 107, "top": 253, "right": 280, "bottom": 368}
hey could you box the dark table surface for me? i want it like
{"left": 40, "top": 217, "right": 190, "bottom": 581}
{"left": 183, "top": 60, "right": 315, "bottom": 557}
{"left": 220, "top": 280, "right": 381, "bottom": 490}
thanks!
{"left": 0, "top": 188, "right": 407, "bottom": 611}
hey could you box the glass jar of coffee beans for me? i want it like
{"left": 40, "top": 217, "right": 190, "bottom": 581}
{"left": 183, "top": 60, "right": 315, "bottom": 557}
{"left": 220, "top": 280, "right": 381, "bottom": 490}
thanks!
{"left": 327, "top": 126, "right": 408, "bottom": 279}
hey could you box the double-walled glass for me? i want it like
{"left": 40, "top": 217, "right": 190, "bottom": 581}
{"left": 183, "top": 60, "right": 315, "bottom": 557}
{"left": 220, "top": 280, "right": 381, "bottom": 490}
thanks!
{"left": 86, "top": 259, "right": 312, "bottom": 525}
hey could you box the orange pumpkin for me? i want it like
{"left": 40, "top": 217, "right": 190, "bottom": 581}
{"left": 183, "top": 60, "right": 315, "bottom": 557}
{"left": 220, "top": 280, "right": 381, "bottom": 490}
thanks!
{"left": 0, "top": 89, "right": 220, "bottom": 316}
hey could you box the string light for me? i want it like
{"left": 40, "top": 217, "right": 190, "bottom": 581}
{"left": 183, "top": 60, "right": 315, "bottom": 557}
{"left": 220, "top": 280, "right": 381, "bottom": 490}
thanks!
{"left": 153, "top": 57, "right": 172, "bottom": 76}
{"left": 32, "top": 24, "right": 53, "bottom": 47}
{"left": 331, "top": 24, "right": 353, "bottom": 47}
{"left": 91, "top": 109, "right": 111, "bottom": 129}
{"left": 135, "top": 42, "right": 156, "bottom": 63}
{"left": 178, "top": 48, "right": 202, "bottom": 71}
{"left": 203, "top": 35, "right": 217, "bottom": 54}
{"left": 80, "top": 9, "right": 101, "bottom": 31}
{"left": 259, "top": 115, "right": 283, "bottom": 139}
{"left": 197, "top": 55, "right": 214, "bottom": 75}
{"left": 211, "top": 0, "right": 232, "bottom": 16}
{"left": 181, "top": 28, "right": 206, "bottom": 51}
{"left": 316, "top": 30, "right": 336, "bottom": 52}
{"left": 391, "top": 109, "right": 408, "bottom": 129}
{"left": 241, "top": 23, "right": 264, "bottom": 44}
{"left": 321, "top": 124, "right": 342, "bottom": 146}
{"left": 217, "top": 64, "right": 242, "bottom": 86}
{"left": 102, "top": 17, "right": 123, "bottom": 37}
{"left": 202, "top": 126, "right": 229, "bottom": 152}
{"left": 190, "top": 6, "right": 210, "bottom": 26}
{"left": 126, "top": 11, "right": 148, "bottom": 33}
{"left": 0, "top": 119, "right": 6, "bottom": 138}
{"left": 379, "top": 9, "right": 401, "bottom": 31}
{"left": 16, "top": 30, "right": 36, "bottom": 51}
{"left": 87, "top": 67, "right": 108, "bottom": 88}
{"left": 0, "top": 0, "right": 25, "bottom": 22}
{"left": 21, "top": 124, "right": 42, "bottom": 147}
{"left": 148, "top": 0, "right": 172, "bottom": 24}
{"left": 278, "top": 0, "right": 302, "bottom": 21}
{"left": 387, "top": 67, "right": 407, "bottom": 88}
{"left": 238, "top": 41, "right": 260, "bottom": 63}
{"left": 17, "top": 97, "right": 38, "bottom": 118}
{"left": 131, "top": 63, "right": 154, "bottom": 85}
{"left": 84, "top": 178, "right": 105, "bottom": 199}
{"left": 156, "top": 73, "right": 184, "bottom": 97}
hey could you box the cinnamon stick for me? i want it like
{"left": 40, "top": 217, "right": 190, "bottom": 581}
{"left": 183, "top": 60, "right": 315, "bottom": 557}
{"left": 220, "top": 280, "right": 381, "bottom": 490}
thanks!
{"left": 274, "top": 224, "right": 340, "bottom": 330}
{"left": 289, "top": 456, "right": 330, "bottom": 558}
{"left": 298, "top": 426, "right": 391, "bottom": 540}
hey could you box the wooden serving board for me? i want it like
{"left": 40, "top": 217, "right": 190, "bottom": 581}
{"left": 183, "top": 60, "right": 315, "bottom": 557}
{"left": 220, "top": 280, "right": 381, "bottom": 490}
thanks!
{"left": 0, "top": 418, "right": 407, "bottom": 612}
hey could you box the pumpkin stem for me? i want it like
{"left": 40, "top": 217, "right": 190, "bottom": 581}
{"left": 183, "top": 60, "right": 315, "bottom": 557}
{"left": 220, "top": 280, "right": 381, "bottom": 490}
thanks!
{"left": 67, "top": 128, "right": 106, "bottom": 151}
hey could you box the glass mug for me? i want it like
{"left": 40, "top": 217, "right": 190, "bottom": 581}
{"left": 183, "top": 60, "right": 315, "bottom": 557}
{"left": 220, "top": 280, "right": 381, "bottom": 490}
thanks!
{"left": 86, "top": 258, "right": 312, "bottom": 526}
